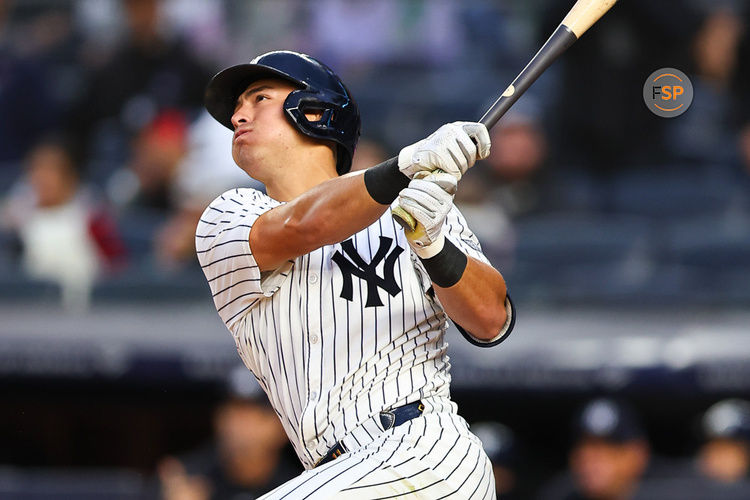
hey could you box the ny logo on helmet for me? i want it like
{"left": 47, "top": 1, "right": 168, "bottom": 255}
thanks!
{"left": 332, "top": 236, "right": 403, "bottom": 307}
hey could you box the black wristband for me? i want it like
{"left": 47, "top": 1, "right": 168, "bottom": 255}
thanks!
{"left": 364, "top": 157, "right": 410, "bottom": 204}
{"left": 419, "top": 238, "right": 468, "bottom": 288}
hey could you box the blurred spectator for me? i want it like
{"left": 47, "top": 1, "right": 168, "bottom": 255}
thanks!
{"left": 473, "top": 421, "right": 521, "bottom": 499}
{"left": 454, "top": 104, "right": 549, "bottom": 264}
{"left": 637, "top": 399, "right": 750, "bottom": 499}
{"left": 68, "top": 0, "right": 210, "bottom": 180}
{"left": 0, "top": 0, "right": 60, "bottom": 179}
{"left": 542, "top": 0, "right": 700, "bottom": 172}
{"left": 223, "top": 1, "right": 308, "bottom": 63}
{"left": 158, "top": 366, "right": 300, "bottom": 500}
{"left": 107, "top": 109, "right": 189, "bottom": 213}
{"left": 733, "top": 7, "right": 750, "bottom": 176}
{"left": 11, "top": 2, "right": 83, "bottom": 110}
{"left": 172, "top": 110, "right": 262, "bottom": 203}
{"left": 154, "top": 110, "right": 263, "bottom": 269}
{"left": 540, "top": 398, "right": 650, "bottom": 500}
{"left": 664, "top": 7, "right": 745, "bottom": 165}
{"left": 697, "top": 399, "right": 750, "bottom": 484}
{"left": 308, "top": 0, "right": 464, "bottom": 73}
{"left": 1, "top": 137, "right": 125, "bottom": 309}
{"left": 692, "top": 9, "right": 743, "bottom": 89}
{"left": 480, "top": 104, "right": 548, "bottom": 217}
{"left": 160, "top": 0, "right": 231, "bottom": 65}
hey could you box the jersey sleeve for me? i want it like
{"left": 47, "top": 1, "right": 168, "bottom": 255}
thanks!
{"left": 195, "top": 188, "right": 293, "bottom": 328}
{"left": 443, "top": 205, "right": 491, "bottom": 265}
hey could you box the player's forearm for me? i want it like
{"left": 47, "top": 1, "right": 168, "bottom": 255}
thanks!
{"left": 252, "top": 160, "right": 412, "bottom": 271}
{"left": 282, "top": 171, "right": 390, "bottom": 249}
{"left": 433, "top": 257, "right": 508, "bottom": 340}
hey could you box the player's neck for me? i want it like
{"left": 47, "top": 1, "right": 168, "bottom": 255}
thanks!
{"left": 265, "top": 159, "right": 337, "bottom": 201}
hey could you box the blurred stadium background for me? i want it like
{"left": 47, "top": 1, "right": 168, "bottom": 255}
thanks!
{"left": 1, "top": 0, "right": 750, "bottom": 498}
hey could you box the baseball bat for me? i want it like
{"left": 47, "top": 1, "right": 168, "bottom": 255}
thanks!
{"left": 393, "top": 0, "right": 619, "bottom": 240}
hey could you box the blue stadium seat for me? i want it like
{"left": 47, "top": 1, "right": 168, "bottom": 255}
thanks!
{"left": 513, "top": 213, "right": 652, "bottom": 267}
{"left": 92, "top": 263, "right": 208, "bottom": 303}
{"left": 662, "top": 216, "right": 750, "bottom": 269}
{"left": 0, "top": 271, "right": 61, "bottom": 302}
{"left": 113, "top": 209, "right": 166, "bottom": 264}
{"left": 607, "top": 168, "right": 736, "bottom": 219}
{"left": 501, "top": 213, "right": 657, "bottom": 304}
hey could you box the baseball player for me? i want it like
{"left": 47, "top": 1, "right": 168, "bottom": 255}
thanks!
{"left": 196, "top": 51, "right": 515, "bottom": 499}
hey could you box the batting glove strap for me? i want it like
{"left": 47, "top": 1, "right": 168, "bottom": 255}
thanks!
{"left": 364, "top": 157, "right": 411, "bottom": 205}
{"left": 455, "top": 293, "right": 516, "bottom": 348}
{"left": 411, "top": 232, "right": 445, "bottom": 259}
{"left": 418, "top": 237, "right": 468, "bottom": 288}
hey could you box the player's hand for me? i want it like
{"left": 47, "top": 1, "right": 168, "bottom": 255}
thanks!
{"left": 396, "top": 172, "right": 457, "bottom": 248}
{"left": 398, "top": 121, "right": 491, "bottom": 180}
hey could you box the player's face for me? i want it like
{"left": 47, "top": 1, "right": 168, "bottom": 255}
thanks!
{"left": 214, "top": 401, "right": 288, "bottom": 481}
{"left": 570, "top": 438, "right": 648, "bottom": 498}
{"left": 699, "top": 439, "right": 750, "bottom": 483}
{"left": 230, "top": 78, "right": 306, "bottom": 178}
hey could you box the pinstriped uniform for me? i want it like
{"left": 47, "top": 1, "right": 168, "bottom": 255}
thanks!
{"left": 196, "top": 187, "right": 497, "bottom": 499}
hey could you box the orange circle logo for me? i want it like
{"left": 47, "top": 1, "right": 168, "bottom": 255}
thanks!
{"left": 643, "top": 68, "right": 693, "bottom": 118}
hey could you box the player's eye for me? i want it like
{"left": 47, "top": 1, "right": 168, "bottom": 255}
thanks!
{"left": 255, "top": 94, "right": 269, "bottom": 103}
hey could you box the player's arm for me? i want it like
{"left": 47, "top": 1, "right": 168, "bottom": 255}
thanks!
{"left": 251, "top": 122, "right": 490, "bottom": 271}
{"left": 251, "top": 171, "right": 392, "bottom": 271}
{"left": 433, "top": 255, "right": 511, "bottom": 343}
{"left": 397, "top": 175, "right": 512, "bottom": 343}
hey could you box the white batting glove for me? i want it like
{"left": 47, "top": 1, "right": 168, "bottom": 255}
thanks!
{"left": 398, "top": 121, "right": 491, "bottom": 180}
{"left": 396, "top": 172, "right": 457, "bottom": 254}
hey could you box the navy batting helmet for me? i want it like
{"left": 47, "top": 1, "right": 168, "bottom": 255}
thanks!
{"left": 703, "top": 399, "right": 750, "bottom": 442}
{"left": 204, "top": 50, "right": 361, "bottom": 175}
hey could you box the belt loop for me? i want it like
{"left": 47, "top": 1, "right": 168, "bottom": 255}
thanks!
{"left": 379, "top": 410, "right": 396, "bottom": 430}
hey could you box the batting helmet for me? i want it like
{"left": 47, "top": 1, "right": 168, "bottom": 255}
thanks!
{"left": 204, "top": 50, "right": 361, "bottom": 175}
{"left": 703, "top": 399, "right": 750, "bottom": 442}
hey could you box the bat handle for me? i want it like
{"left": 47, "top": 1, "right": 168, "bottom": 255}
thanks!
{"left": 480, "top": 24, "right": 577, "bottom": 130}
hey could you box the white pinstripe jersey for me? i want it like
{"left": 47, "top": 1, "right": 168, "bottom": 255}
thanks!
{"left": 196, "top": 187, "right": 492, "bottom": 470}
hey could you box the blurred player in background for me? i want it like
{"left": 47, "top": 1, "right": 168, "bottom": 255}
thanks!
{"left": 696, "top": 399, "right": 750, "bottom": 485}
{"left": 472, "top": 421, "right": 521, "bottom": 499}
{"left": 158, "top": 366, "right": 300, "bottom": 500}
{"left": 540, "top": 398, "right": 650, "bottom": 500}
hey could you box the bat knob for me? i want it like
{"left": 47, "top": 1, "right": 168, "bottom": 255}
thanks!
{"left": 392, "top": 206, "right": 417, "bottom": 232}
{"left": 391, "top": 206, "right": 429, "bottom": 244}
{"left": 392, "top": 169, "right": 446, "bottom": 242}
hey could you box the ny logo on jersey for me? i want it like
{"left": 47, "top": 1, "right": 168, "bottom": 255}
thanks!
{"left": 332, "top": 236, "right": 403, "bottom": 307}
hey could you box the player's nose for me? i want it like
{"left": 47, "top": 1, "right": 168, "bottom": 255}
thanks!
{"left": 231, "top": 103, "right": 252, "bottom": 130}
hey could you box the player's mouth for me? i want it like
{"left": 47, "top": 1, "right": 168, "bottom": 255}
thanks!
{"left": 233, "top": 128, "right": 251, "bottom": 142}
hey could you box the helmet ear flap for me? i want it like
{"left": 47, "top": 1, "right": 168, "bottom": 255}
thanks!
{"left": 282, "top": 86, "right": 356, "bottom": 174}
{"left": 285, "top": 90, "right": 332, "bottom": 128}
{"left": 284, "top": 89, "right": 344, "bottom": 144}
{"left": 295, "top": 103, "right": 335, "bottom": 130}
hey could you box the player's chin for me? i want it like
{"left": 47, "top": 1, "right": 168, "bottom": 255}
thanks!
{"left": 232, "top": 144, "right": 253, "bottom": 166}
{"left": 232, "top": 148, "right": 261, "bottom": 177}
